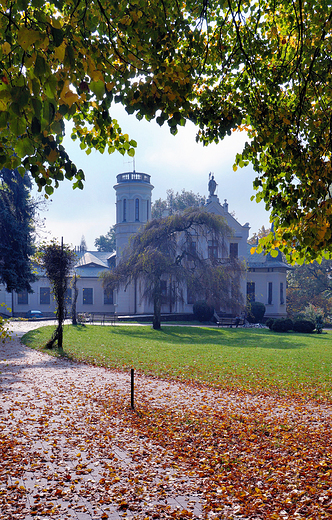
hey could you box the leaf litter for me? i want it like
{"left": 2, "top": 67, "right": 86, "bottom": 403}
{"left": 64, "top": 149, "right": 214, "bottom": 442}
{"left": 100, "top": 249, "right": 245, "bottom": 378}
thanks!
{"left": 1, "top": 327, "right": 332, "bottom": 519}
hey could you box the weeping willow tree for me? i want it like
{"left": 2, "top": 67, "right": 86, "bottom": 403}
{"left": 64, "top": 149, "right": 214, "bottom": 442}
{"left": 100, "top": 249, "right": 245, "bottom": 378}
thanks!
{"left": 101, "top": 208, "right": 244, "bottom": 330}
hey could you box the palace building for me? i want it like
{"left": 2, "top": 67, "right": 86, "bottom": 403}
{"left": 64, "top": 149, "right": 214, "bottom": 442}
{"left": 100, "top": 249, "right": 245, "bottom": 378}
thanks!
{"left": 0, "top": 172, "right": 289, "bottom": 319}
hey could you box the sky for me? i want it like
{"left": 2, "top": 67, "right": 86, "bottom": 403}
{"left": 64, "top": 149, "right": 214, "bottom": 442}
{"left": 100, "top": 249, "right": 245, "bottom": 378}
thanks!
{"left": 32, "top": 103, "right": 271, "bottom": 250}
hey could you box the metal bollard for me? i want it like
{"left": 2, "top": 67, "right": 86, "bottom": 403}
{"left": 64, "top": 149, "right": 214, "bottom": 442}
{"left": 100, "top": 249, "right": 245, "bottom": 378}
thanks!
{"left": 131, "top": 368, "right": 134, "bottom": 410}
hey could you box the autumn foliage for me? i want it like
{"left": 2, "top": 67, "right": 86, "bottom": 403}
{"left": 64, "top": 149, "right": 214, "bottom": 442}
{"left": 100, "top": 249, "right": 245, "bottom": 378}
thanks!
{"left": 1, "top": 1, "right": 332, "bottom": 258}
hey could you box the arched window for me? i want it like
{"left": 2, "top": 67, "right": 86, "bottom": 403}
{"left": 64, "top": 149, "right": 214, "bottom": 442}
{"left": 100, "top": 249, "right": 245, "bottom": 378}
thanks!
{"left": 123, "top": 199, "right": 127, "bottom": 221}
{"left": 135, "top": 198, "right": 139, "bottom": 221}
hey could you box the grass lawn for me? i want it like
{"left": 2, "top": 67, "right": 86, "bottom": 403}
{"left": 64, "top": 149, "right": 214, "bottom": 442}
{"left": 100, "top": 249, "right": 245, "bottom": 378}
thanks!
{"left": 22, "top": 324, "right": 332, "bottom": 401}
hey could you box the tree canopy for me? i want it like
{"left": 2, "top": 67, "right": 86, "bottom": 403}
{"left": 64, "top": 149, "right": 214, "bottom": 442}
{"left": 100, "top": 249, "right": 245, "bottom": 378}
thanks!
{"left": 37, "top": 240, "right": 76, "bottom": 349}
{"left": 0, "top": 168, "right": 36, "bottom": 292}
{"left": 152, "top": 189, "right": 206, "bottom": 219}
{"left": 248, "top": 226, "right": 271, "bottom": 246}
{"left": 101, "top": 208, "right": 244, "bottom": 330}
{"left": 94, "top": 225, "right": 116, "bottom": 252}
{"left": 287, "top": 259, "right": 332, "bottom": 318}
{"left": 1, "top": 1, "right": 332, "bottom": 260}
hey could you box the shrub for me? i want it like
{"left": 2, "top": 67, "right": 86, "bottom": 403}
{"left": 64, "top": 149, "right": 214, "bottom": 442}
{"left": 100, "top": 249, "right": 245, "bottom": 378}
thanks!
{"left": 293, "top": 319, "right": 315, "bottom": 333}
{"left": 0, "top": 303, "right": 11, "bottom": 344}
{"left": 315, "top": 315, "right": 324, "bottom": 334}
{"left": 265, "top": 318, "right": 275, "bottom": 329}
{"left": 193, "top": 300, "right": 214, "bottom": 322}
{"left": 271, "top": 318, "right": 293, "bottom": 332}
{"left": 247, "top": 302, "right": 266, "bottom": 323}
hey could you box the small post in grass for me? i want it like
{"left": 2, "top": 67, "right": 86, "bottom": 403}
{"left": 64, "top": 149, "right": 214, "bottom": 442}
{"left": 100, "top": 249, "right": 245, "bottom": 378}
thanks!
{"left": 131, "top": 368, "right": 134, "bottom": 410}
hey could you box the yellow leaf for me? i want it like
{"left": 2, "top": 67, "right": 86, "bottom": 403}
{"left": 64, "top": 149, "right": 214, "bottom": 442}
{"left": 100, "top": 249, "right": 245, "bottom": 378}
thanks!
{"left": 18, "top": 27, "right": 40, "bottom": 51}
{"left": 0, "top": 90, "right": 11, "bottom": 111}
{"left": 64, "top": 90, "right": 79, "bottom": 108}
{"left": 90, "top": 69, "right": 104, "bottom": 82}
{"left": 46, "top": 148, "right": 58, "bottom": 163}
{"left": 60, "top": 80, "right": 71, "bottom": 101}
{"left": 106, "top": 82, "right": 115, "bottom": 92}
{"left": 54, "top": 42, "right": 66, "bottom": 62}
{"left": 2, "top": 42, "right": 11, "bottom": 55}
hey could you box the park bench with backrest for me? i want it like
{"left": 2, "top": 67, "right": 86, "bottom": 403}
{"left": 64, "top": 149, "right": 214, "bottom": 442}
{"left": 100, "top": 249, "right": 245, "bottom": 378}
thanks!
{"left": 214, "top": 312, "right": 244, "bottom": 328}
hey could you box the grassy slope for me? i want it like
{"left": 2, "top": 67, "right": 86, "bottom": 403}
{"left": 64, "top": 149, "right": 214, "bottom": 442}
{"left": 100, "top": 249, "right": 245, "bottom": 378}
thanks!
{"left": 22, "top": 324, "right": 332, "bottom": 400}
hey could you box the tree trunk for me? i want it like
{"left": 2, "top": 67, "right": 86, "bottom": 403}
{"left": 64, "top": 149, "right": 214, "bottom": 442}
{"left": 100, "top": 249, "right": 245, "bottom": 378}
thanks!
{"left": 153, "top": 291, "right": 161, "bottom": 330}
{"left": 72, "top": 274, "right": 78, "bottom": 325}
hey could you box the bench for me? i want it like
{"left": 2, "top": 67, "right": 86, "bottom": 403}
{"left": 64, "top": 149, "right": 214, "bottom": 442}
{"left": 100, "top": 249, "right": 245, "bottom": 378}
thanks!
{"left": 214, "top": 315, "right": 244, "bottom": 328}
{"left": 77, "top": 313, "right": 118, "bottom": 325}
{"left": 90, "top": 313, "right": 118, "bottom": 325}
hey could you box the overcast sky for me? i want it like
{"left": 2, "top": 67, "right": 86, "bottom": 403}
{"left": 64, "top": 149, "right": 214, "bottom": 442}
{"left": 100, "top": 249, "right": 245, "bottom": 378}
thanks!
{"left": 32, "top": 103, "right": 271, "bottom": 250}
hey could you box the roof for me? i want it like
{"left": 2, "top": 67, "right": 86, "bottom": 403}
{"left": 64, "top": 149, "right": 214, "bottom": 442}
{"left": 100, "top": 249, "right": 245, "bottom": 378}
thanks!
{"left": 74, "top": 250, "right": 115, "bottom": 266}
{"left": 34, "top": 250, "right": 115, "bottom": 278}
{"left": 75, "top": 252, "right": 108, "bottom": 268}
{"left": 247, "top": 244, "right": 291, "bottom": 269}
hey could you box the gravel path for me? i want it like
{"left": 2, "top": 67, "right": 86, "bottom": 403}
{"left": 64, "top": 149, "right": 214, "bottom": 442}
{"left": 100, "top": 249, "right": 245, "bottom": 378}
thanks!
{"left": 1, "top": 321, "right": 332, "bottom": 520}
{"left": 1, "top": 321, "right": 206, "bottom": 520}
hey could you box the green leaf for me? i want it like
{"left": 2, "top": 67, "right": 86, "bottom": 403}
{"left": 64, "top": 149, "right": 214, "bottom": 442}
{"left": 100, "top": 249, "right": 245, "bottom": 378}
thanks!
{"left": 51, "top": 26, "right": 64, "bottom": 47}
{"left": 34, "top": 55, "right": 46, "bottom": 76}
{"left": 64, "top": 46, "right": 75, "bottom": 68}
{"left": 43, "top": 99, "right": 56, "bottom": 124}
{"left": 90, "top": 80, "right": 105, "bottom": 100}
{"left": 15, "top": 138, "right": 35, "bottom": 158}
{"left": 10, "top": 115, "right": 26, "bottom": 136}
{"left": 31, "top": 116, "right": 41, "bottom": 135}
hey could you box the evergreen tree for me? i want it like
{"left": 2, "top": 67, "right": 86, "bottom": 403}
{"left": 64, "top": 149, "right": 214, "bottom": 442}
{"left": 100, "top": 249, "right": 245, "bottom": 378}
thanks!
{"left": 80, "top": 235, "right": 87, "bottom": 252}
{"left": 0, "top": 168, "right": 36, "bottom": 292}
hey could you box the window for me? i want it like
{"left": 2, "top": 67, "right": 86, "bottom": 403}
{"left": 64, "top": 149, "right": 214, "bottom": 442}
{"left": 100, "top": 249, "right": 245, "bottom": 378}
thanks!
{"left": 280, "top": 282, "right": 284, "bottom": 305}
{"left": 268, "top": 282, "right": 273, "bottom": 305}
{"left": 208, "top": 240, "right": 218, "bottom": 260}
{"left": 135, "top": 198, "right": 139, "bottom": 221}
{"left": 17, "top": 289, "right": 28, "bottom": 305}
{"left": 83, "top": 288, "right": 93, "bottom": 305}
{"left": 40, "top": 287, "right": 50, "bottom": 305}
{"left": 147, "top": 200, "right": 149, "bottom": 220}
{"left": 247, "top": 282, "right": 255, "bottom": 303}
{"left": 123, "top": 198, "right": 127, "bottom": 221}
{"left": 104, "top": 289, "right": 113, "bottom": 304}
{"left": 230, "top": 242, "right": 238, "bottom": 258}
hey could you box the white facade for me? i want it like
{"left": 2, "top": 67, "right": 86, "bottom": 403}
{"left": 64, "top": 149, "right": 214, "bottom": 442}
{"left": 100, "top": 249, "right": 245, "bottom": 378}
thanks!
{"left": 112, "top": 172, "right": 289, "bottom": 318}
{"left": 0, "top": 251, "right": 116, "bottom": 318}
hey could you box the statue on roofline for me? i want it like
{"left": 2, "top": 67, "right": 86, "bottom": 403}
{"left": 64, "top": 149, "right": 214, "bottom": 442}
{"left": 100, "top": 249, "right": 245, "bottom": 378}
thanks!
{"left": 208, "top": 172, "right": 217, "bottom": 196}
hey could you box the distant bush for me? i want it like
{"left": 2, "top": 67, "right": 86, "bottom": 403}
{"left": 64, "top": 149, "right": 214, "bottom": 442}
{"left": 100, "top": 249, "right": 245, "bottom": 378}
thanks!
{"left": 193, "top": 301, "right": 214, "bottom": 322}
{"left": 303, "top": 303, "right": 324, "bottom": 324}
{"left": 271, "top": 318, "right": 293, "bottom": 332}
{"left": 247, "top": 302, "right": 266, "bottom": 323}
{"left": 293, "top": 319, "right": 315, "bottom": 333}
